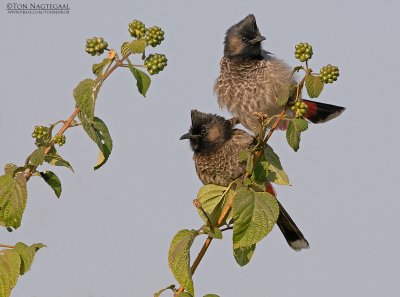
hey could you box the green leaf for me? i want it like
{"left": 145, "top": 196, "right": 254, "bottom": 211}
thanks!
{"left": 0, "top": 173, "right": 27, "bottom": 229}
{"left": 130, "top": 39, "right": 147, "bottom": 54}
{"left": 293, "top": 66, "right": 303, "bottom": 73}
{"left": 121, "top": 42, "right": 131, "bottom": 57}
{"left": 207, "top": 227, "right": 223, "bottom": 239}
{"left": 0, "top": 248, "right": 21, "bottom": 297}
{"left": 73, "top": 79, "right": 97, "bottom": 123}
{"left": 233, "top": 244, "right": 256, "bottom": 267}
{"left": 232, "top": 189, "right": 279, "bottom": 248}
{"left": 30, "top": 147, "right": 46, "bottom": 166}
{"left": 264, "top": 146, "right": 290, "bottom": 185}
{"left": 39, "top": 171, "right": 62, "bottom": 198}
{"left": 239, "top": 149, "right": 253, "bottom": 174}
{"left": 197, "top": 184, "right": 235, "bottom": 227}
{"left": 14, "top": 242, "right": 46, "bottom": 275}
{"left": 44, "top": 154, "right": 74, "bottom": 172}
{"left": 92, "top": 58, "right": 111, "bottom": 78}
{"left": 154, "top": 285, "right": 176, "bottom": 297}
{"left": 252, "top": 158, "right": 269, "bottom": 184}
{"left": 168, "top": 229, "right": 198, "bottom": 296}
{"left": 305, "top": 74, "right": 324, "bottom": 98}
{"left": 128, "top": 64, "right": 151, "bottom": 97}
{"left": 204, "top": 295, "right": 220, "bottom": 297}
{"left": 81, "top": 117, "right": 113, "bottom": 170}
{"left": 277, "top": 85, "right": 290, "bottom": 106}
{"left": 4, "top": 164, "right": 17, "bottom": 177}
{"left": 286, "top": 118, "right": 309, "bottom": 152}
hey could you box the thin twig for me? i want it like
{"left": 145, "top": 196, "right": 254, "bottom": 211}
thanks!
{"left": 24, "top": 51, "right": 132, "bottom": 180}
{"left": 174, "top": 192, "right": 237, "bottom": 296}
{"left": 0, "top": 244, "right": 15, "bottom": 249}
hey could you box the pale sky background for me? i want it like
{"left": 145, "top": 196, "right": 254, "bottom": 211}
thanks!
{"left": 1, "top": 0, "right": 399, "bottom": 296}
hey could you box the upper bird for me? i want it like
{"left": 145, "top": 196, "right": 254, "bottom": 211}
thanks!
{"left": 214, "top": 14, "right": 345, "bottom": 134}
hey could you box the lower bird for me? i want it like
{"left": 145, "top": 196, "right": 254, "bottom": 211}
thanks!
{"left": 180, "top": 110, "right": 309, "bottom": 251}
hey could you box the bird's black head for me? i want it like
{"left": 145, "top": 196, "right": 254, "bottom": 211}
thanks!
{"left": 224, "top": 14, "right": 266, "bottom": 60}
{"left": 180, "top": 110, "right": 233, "bottom": 154}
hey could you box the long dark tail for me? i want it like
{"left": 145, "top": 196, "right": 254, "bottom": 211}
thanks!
{"left": 266, "top": 183, "right": 309, "bottom": 251}
{"left": 303, "top": 99, "right": 345, "bottom": 124}
{"left": 276, "top": 201, "right": 309, "bottom": 251}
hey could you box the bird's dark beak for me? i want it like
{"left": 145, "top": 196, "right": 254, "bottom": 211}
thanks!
{"left": 249, "top": 35, "right": 266, "bottom": 45}
{"left": 180, "top": 132, "right": 190, "bottom": 140}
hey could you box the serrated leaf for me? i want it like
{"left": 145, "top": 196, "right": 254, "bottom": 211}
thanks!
{"left": 14, "top": 242, "right": 45, "bottom": 275}
{"left": 81, "top": 117, "right": 113, "bottom": 170}
{"left": 154, "top": 284, "right": 176, "bottom": 297}
{"left": 286, "top": 118, "right": 309, "bottom": 152}
{"left": 277, "top": 86, "right": 290, "bottom": 106}
{"left": 238, "top": 150, "right": 250, "bottom": 162}
{"left": 29, "top": 147, "right": 46, "bottom": 166}
{"left": 0, "top": 173, "right": 27, "bottom": 229}
{"left": 207, "top": 227, "right": 223, "bottom": 239}
{"left": 0, "top": 248, "right": 21, "bottom": 297}
{"left": 1, "top": 249, "right": 21, "bottom": 289}
{"left": 197, "top": 184, "right": 234, "bottom": 227}
{"left": 305, "top": 74, "right": 324, "bottom": 98}
{"left": 128, "top": 64, "right": 151, "bottom": 97}
{"left": 232, "top": 189, "right": 279, "bottom": 248}
{"left": 92, "top": 58, "right": 111, "bottom": 78}
{"left": 39, "top": 171, "right": 62, "bottom": 198}
{"left": 252, "top": 158, "right": 269, "bottom": 184}
{"left": 4, "top": 164, "right": 17, "bottom": 177}
{"left": 293, "top": 66, "right": 303, "bottom": 73}
{"left": 130, "top": 39, "right": 146, "bottom": 54}
{"left": 73, "top": 79, "right": 97, "bottom": 123}
{"left": 44, "top": 154, "right": 74, "bottom": 172}
{"left": 168, "top": 229, "right": 198, "bottom": 296}
{"left": 121, "top": 42, "right": 131, "bottom": 57}
{"left": 233, "top": 244, "right": 256, "bottom": 267}
{"left": 264, "top": 146, "right": 290, "bottom": 185}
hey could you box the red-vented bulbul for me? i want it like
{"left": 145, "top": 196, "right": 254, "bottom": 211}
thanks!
{"left": 214, "top": 14, "right": 345, "bottom": 133}
{"left": 180, "top": 110, "right": 309, "bottom": 251}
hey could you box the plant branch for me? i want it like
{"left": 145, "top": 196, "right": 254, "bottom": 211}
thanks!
{"left": 174, "top": 192, "right": 237, "bottom": 296}
{"left": 0, "top": 244, "right": 15, "bottom": 249}
{"left": 24, "top": 51, "right": 132, "bottom": 180}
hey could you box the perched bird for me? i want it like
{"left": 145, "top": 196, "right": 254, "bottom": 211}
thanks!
{"left": 214, "top": 14, "right": 345, "bottom": 133}
{"left": 180, "top": 110, "right": 309, "bottom": 251}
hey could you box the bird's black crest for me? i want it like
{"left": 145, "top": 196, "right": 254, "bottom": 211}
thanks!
{"left": 183, "top": 110, "right": 233, "bottom": 154}
{"left": 224, "top": 14, "right": 265, "bottom": 59}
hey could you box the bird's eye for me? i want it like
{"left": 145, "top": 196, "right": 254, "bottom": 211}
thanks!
{"left": 201, "top": 128, "right": 207, "bottom": 135}
{"left": 241, "top": 37, "right": 248, "bottom": 42}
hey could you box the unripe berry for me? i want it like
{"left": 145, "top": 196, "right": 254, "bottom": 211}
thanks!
{"left": 294, "top": 42, "right": 313, "bottom": 62}
{"left": 144, "top": 53, "right": 168, "bottom": 75}
{"left": 85, "top": 36, "right": 109, "bottom": 56}
{"left": 319, "top": 64, "right": 340, "bottom": 84}
{"left": 291, "top": 101, "right": 308, "bottom": 118}
{"left": 145, "top": 26, "right": 165, "bottom": 47}
{"left": 128, "top": 20, "right": 146, "bottom": 38}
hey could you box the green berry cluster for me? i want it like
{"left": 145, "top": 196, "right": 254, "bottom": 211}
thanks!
{"left": 144, "top": 54, "right": 168, "bottom": 75}
{"left": 32, "top": 126, "right": 49, "bottom": 140}
{"left": 85, "top": 37, "right": 108, "bottom": 56}
{"left": 294, "top": 42, "right": 313, "bottom": 62}
{"left": 145, "top": 26, "right": 165, "bottom": 47}
{"left": 319, "top": 64, "right": 340, "bottom": 84}
{"left": 53, "top": 135, "right": 66, "bottom": 146}
{"left": 129, "top": 20, "right": 146, "bottom": 38}
{"left": 291, "top": 101, "right": 309, "bottom": 118}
